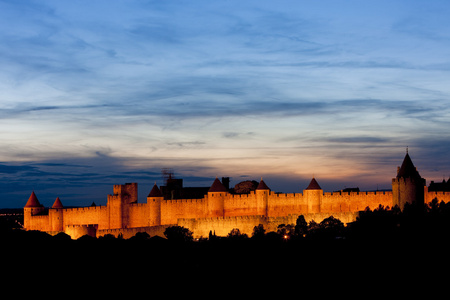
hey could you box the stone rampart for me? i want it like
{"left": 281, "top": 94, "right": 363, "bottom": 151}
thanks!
{"left": 97, "top": 224, "right": 172, "bottom": 239}
{"left": 426, "top": 191, "right": 450, "bottom": 204}
{"left": 161, "top": 198, "right": 207, "bottom": 224}
{"left": 178, "top": 211, "right": 360, "bottom": 239}
{"left": 65, "top": 224, "right": 98, "bottom": 239}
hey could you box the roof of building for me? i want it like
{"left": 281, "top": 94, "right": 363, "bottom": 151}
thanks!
{"left": 208, "top": 177, "right": 228, "bottom": 193}
{"left": 25, "top": 191, "right": 41, "bottom": 208}
{"left": 306, "top": 177, "right": 322, "bottom": 190}
{"left": 52, "top": 197, "right": 63, "bottom": 209}
{"left": 397, "top": 153, "right": 421, "bottom": 179}
{"left": 148, "top": 183, "right": 163, "bottom": 197}
{"left": 256, "top": 178, "right": 270, "bottom": 190}
{"left": 429, "top": 178, "right": 450, "bottom": 192}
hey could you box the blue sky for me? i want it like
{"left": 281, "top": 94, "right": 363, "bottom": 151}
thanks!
{"left": 1, "top": 0, "right": 450, "bottom": 207}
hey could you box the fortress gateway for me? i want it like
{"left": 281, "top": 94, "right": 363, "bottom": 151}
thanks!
{"left": 24, "top": 153, "right": 450, "bottom": 239}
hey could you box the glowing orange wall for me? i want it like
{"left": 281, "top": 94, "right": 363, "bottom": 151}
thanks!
{"left": 426, "top": 191, "right": 450, "bottom": 204}
{"left": 27, "top": 181, "right": 450, "bottom": 239}
{"left": 321, "top": 191, "right": 393, "bottom": 212}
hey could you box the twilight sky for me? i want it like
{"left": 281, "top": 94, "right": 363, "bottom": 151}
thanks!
{"left": 1, "top": 0, "right": 450, "bottom": 207}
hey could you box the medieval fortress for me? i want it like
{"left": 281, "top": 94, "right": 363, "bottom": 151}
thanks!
{"left": 24, "top": 152, "right": 450, "bottom": 239}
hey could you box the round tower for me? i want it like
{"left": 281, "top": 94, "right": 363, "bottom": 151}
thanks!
{"left": 23, "top": 191, "right": 44, "bottom": 231}
{"left": 147, "top": 183, "right": 163, "bottom": 226}
{"left": 392, "top": 152, "right": 425, "bottom": 210}
{"left": 304, "top": 177, "right": 323, "bottom": 214}
{"left": 207, "top": 177, "right": 228, "bottom": 217}
{"left": 50, "top": 197, "right": 64, "bottom": 232}
{"left": 255, "top": 178, "right": 270, "bottom": 217}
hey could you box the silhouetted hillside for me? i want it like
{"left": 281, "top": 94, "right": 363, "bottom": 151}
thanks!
{"left": 4, "top": 200, "right": 450, "bottom": 285}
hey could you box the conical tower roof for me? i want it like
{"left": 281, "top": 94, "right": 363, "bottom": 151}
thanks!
{"left": 256, "top": 178, "right": 270, "bottom": 190}
{"left": 25, "top": 191, "right": 41, "bottom": 208}
{"left": 208, "top": 177, "right": 228, "bottom": 193}
{"left": 397, "top": 152, "right": 421, "bottom": 179}
{"left": 306, "top": 177, "right": 322, "bottom": 190}
{"left": 52, "top": 197, "right": 63, "bottom": 209}
{"left": 148, "top": 183, "right": 163, "bottom": 197}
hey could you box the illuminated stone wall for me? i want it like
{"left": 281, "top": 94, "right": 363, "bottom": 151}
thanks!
{"left": 178, "top": 212, "right": 360, "bottom": 239}
{"left": 25, "top": 182, "right": 447, "bottom": 239}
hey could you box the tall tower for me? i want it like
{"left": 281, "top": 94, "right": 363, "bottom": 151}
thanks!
{"left": 392, "top": 151, "right": 426, "bottom": 210}
{"left": 147, "top": 183, "right": 163, "bottom": 226}
{"left": 49, "top": 197, "right": 64, "bottom": 232}
{"left": 304, "top": 177, "right": 323, "bottom": 214}
{"left": 255, "top": 178, "right": 270, "bottom": 216}
{"left": 23, "top": 191, "right": 45, "bottom": 231}
{"left": 207, "top": 177, "right": 228, "bottom": 217}
{"left": 107, "top": 183, "right": 138, "bottom": 229}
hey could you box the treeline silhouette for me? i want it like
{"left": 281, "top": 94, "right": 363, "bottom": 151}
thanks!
{"left": 3, "top": 199, "right": 450, "bottom": 281}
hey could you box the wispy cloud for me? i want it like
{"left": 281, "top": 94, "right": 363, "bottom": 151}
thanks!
{"left": 1, "top": 1, "right": 450, "bottom": 206}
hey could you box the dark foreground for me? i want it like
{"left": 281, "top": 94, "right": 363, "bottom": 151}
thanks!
{"left": 3, "top": 202, "right": 450, "bottom": 291}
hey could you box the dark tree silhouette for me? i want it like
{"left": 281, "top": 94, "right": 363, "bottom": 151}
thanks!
{"left": 227, "top": 228, "right": 248, "bottom": 239}
{"left": 295, "top": 215, "right": 308, "bottom": 237}
{"left": 130, "top": 231, "right": 150, "bottom": 241}
{"left": 307, "top": 216, "right": 344, "bottom": 240}
{"left": 234, "top": 180, "right": 258, "bottom": 194}
{"left": 276, "top": 223, "right": 295, "bottom": 239}
{"left": 164, "top": 226, "right": 193, "bottom": 242}
{"left": 252, "top": 224, "right": 266, "bottom": 239}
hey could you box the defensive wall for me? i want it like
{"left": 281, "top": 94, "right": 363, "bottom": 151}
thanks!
{"left": 425, "top": 190, "right": 450, "bottom": 204}
{"left": 23, "top": 187, "right": 432, "bottom": 239}
{"left": 97, "top": 225, "right": 172, "bottom": 239}
{"left": 65, "top": 224, "right": 99, "bottom": 240}
{"left": 178, "top": 212, "right": 360, "bottom": 239}
{"left": 23, "top": 152, "right": 449, "bottom": 239}
{"left": 321, "top": 190, "right": 392, "bottom": 212}
{"left": 161, "top": 198, "right": 208, "bottom": 224}
{"left": 62, "top": 206, "right": 108, "bottom": 229}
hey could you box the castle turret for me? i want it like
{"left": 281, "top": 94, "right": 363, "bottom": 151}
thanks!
{"left": 107, "top": 183, "right": 138, "bottom": 229}
{"left": 147, "top": 183, "right": 163, "bottom": 226}
{"left": 50, "top": 197, "right": 64, "bottom": 232}
{"left": 392, "top": 152, "right": 425, "bottom": 210}
{"left": 52, "top": 197, "right": 63, "bottom": 209}
{"left": 24, "top": 191, "right": 44, "bottom": 230}
{"left": 207, "top": 177, "right": 228, "bottom": 217}
{"left": 255, "top": 178, "right": 270, "bottom": 216}
{"left": 304, "top": 177, "right": 323, "bottom": 214}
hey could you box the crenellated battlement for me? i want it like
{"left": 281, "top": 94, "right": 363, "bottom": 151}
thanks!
{"left": 64, "top": 205, "right": 106, "bottom": 212}
{"left": 178, "top": 215, "right": 266, "bottom": 223}
{"left": 426, "top": 191, "right": 450, "bottom": 204}
{"left": 129, "top": 203, "right": 147, "bottom": 207}
{"left": 21, "top": 181, "right": 402, "bottom": 238}
{"left": 323, "top": 190, "right": 392, "bottom": 196}
{"left": 30, "top": 214, "right": 49, "bottom": 219}
{"left": 65, "top": 224, "right": 98, "bottom": 239}
{"left": 230, "top": 193, "right": 254, "bottom": 200}
{"left": 164, "top": 198, "right": 207, "bottom": 205}
{"left": 24, "top": 152, "right": 448, "bottom": 239}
